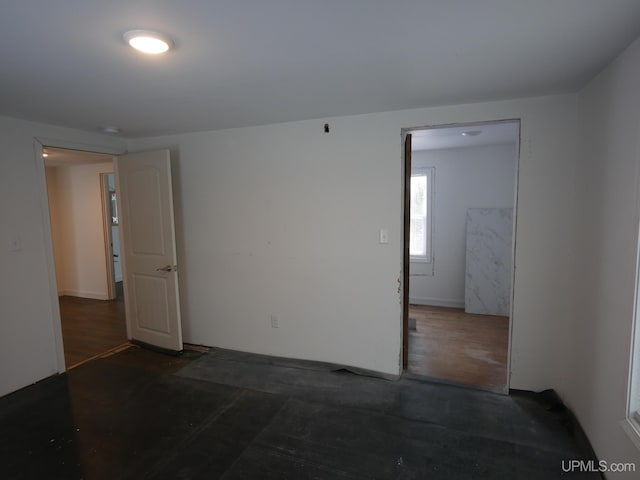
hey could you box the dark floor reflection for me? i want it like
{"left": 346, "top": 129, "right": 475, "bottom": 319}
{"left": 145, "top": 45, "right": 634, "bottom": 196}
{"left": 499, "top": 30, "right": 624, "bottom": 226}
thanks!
{"left": 1, "top": 347, "right": 600, "bottom": 480}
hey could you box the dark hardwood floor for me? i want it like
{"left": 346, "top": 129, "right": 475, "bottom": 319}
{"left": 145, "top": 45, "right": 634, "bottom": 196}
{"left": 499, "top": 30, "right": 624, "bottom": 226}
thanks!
{"left": 59, "top": 283, "right": 128, "bottom": 368}
{"left": 408, "top": 305, "right": 509, "bottom": 392}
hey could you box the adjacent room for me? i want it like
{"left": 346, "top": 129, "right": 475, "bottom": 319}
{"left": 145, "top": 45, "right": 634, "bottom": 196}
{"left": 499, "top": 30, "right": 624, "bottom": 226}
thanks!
{"left": 44, "top": 148, "right": 127, "bottom": 367}
{"left": 406, "top": 121, "right": 518, "bottom": 393}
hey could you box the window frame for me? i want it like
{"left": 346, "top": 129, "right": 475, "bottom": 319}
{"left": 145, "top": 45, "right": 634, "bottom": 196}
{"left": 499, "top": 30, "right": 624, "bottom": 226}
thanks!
{"left": 623, "top": 221, "right": 640, "bottom": 451}
{"left": 409, "top": 166, "right": 435, "bottom": 265}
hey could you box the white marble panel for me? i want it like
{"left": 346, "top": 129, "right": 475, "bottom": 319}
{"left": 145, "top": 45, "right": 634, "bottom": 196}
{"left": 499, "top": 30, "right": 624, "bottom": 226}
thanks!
{"left": 465, "top": 208, "right": 513, "bottom": 316}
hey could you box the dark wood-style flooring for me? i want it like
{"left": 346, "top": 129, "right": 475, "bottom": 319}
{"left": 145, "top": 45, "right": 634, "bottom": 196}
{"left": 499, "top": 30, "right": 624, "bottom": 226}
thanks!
{"left": 0, "top": 347, "right": 600, "bottom": 479}
{"left": 408, "top": 305, "right": 509, "bottom": 392}
{"left": 59, "top": 283, "right": 128, "bottom": 368}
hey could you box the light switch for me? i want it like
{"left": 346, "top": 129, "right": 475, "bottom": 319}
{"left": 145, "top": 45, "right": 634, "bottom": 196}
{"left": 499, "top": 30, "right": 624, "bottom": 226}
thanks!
{"left": 379, "top": 228, "right": 389, "bottom": 244}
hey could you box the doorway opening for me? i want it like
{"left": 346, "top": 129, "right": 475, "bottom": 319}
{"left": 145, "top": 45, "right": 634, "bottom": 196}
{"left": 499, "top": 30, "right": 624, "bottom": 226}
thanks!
{"left": 402, "top": 120, "right": 520, "bottom": 393}
{"left": 38, "top": 141, "right": 185, "bottom": 371}
{"left": 43, "top": 147, "right": 128, "bottom": 369}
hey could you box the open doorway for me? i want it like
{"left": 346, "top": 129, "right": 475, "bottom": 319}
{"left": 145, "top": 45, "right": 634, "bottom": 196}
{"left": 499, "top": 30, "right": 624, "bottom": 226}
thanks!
{"left": 403, "top": 120, "right": 519, "bottom": 393}
{"left": 43, "top": 147, "right": 128, "bottom": 368}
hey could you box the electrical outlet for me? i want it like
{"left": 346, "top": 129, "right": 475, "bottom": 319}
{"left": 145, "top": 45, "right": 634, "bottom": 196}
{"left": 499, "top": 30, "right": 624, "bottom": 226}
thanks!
{"left": 270, "top": 315, "right": 280, "bottom": 328}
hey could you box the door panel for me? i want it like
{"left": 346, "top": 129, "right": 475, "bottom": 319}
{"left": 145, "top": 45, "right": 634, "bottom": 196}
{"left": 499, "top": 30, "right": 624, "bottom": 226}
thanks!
{"left": 115, "top": 149, "right": 183, "bottom": 352}
{"left": 132, "top": 274, "right": 171, "bottom": 333}
{"left": 128, "top": 168, "right": 165, "bottom": 254}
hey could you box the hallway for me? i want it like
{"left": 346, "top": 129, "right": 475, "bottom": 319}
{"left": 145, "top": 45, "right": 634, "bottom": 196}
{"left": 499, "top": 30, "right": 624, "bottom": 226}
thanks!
{"left": 59, "top": 283, "right": 127, "bottom": 368}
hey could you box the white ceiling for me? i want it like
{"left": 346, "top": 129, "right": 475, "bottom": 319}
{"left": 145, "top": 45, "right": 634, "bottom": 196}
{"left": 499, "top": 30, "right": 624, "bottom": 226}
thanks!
{"left": 411, "top": 121, "right": 519, "bottom": 151}
{"left": 2, "top": 1, "right": 640, "bottom": 138}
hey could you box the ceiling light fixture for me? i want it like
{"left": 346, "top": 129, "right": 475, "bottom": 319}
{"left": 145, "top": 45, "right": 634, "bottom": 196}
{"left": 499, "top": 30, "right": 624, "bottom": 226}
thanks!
{"left": 42, "top": 151, "right": 49, "bottom": 158}
{"left": 461, "top": 130, "right": 482, "bottom": 137}
{"left": 123, "top": 29, "right": 173, "bottom": 54}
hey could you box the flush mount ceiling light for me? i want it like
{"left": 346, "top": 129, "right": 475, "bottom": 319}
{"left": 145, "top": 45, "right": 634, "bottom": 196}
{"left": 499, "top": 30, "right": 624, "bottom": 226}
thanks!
{"left": 123, "top": 29, "right": 173, "bottom": 54}
{"left": 101, "top": 126, "right": 121, "bottom": 134}
{"left": 461, "top": 130, "right": 482, "bottom": 137}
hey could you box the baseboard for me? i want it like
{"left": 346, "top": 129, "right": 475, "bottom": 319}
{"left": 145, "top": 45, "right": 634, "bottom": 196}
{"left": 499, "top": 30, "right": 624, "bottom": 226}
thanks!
{"left": 58, "top": 289, "right": 110, "bottom": 300}
{"left": 209, "top": 347, "right": 401, "bottom": 382}
{"left": 409, "top": 296, "right": 465, "bottom": 309}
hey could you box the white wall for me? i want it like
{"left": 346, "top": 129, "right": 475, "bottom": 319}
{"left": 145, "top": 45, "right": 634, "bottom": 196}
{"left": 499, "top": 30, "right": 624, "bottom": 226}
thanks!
{"left": 129, "top": 94, "right": 577, "bottom": 386}
{"left": 45, "top": 166, "right": 65, "bottom": 290}
{"left": 0, "top": 94, "right": 577, "bottom": 402}
{"left": 46, "top": 162, "right": 114, "bottom": 299}
{"left": 0, "top": 115, "right": 125, "bottom": 397}
{"left": 409, "top": 143, "right": 517, "bottom": 307}
{"left": 566, "top": 36, "right": 640, "bottom": 475}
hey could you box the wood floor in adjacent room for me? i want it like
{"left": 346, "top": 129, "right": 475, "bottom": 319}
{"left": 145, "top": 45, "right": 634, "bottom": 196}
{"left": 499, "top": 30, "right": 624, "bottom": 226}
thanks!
{"left": 59, "top": 284, "right": 128, "bottom": 368}
{"left": 408, "top": 305, "right": 509, "bottom": 392}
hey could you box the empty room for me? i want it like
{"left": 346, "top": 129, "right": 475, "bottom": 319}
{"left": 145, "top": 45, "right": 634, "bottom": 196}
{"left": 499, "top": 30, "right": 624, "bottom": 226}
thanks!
{"left": 2, "top": 1, "right": 640, "bottom": 478}
{"left": 406, "top": 121, "right": 518, "bottom": 393}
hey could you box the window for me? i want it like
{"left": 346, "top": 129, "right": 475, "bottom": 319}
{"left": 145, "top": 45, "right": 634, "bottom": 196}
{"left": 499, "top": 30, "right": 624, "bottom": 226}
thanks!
{"left": 410, "top": 167, "right": 434, "bottom": 263}
{"left": 624, "top": 227, "right": 640, "bottom": 450}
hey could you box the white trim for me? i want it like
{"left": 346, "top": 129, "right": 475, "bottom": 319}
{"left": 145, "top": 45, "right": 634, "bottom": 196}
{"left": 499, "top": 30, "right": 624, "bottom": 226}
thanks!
{"left": 505, "top": 120, "right": 521, "bottom": 394}
{"left": 409, "top": 297, "right": 465, "bottom": 309}
{"left": 33, "top": 139, "right": 66, "bottom": 374}
{"left": 409, "top": 167, "right": 435, "bottom": 264}
{"left": 35, "top": 137, "right": 125, "bottom": 156}
{"left": 621, "top": 417, "right": 640, "bottom": 451}
{"left": 623, "top": 164, "right": 640, "bottom": 451}
{"left": 58, "top": 290, "right": 111, "bottom": 301}
{"left": 409, "top": 261, "right": 435, "bottom": 277}
{"left": 624, "top": 173, "right": 640, "bottom": 447}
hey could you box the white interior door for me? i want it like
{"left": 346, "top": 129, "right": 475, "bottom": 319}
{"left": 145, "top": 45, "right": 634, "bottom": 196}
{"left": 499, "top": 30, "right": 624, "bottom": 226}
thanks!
{"left": 115, "top": 149, "right": 183, "bottom": 352}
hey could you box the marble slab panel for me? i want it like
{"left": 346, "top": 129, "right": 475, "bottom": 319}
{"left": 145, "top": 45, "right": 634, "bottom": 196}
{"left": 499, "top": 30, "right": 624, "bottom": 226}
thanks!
{"left": 465, "top": 208, "right": 513, "bottom": 316}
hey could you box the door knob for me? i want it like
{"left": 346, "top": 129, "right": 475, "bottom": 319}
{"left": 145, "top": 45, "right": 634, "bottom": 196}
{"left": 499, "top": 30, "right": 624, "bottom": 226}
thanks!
{"left": 156, "top": 265, "right": 173, "bottom": 272}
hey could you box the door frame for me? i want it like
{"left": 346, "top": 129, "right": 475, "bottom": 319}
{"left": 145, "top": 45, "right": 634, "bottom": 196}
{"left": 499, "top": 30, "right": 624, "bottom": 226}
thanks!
{"left": 100, "top": 173, "right": 118, "bottom": 300}
{"left": 402, "top": 133, "right": 412, "bottom": 370}
{"left": 400, "top": 119, "right": 521, "bottom": 394}
{"left": 34, "top": 137, "right": 126, "bottom": 373}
